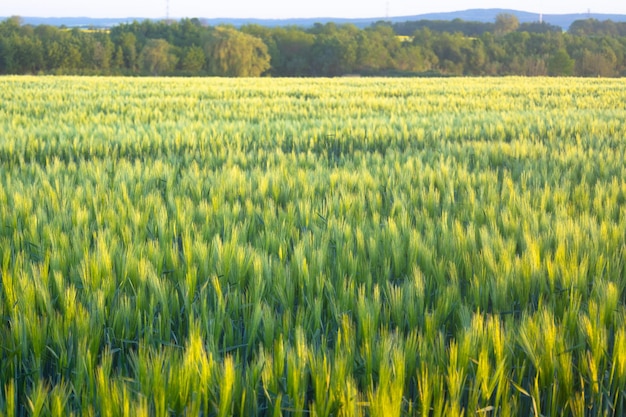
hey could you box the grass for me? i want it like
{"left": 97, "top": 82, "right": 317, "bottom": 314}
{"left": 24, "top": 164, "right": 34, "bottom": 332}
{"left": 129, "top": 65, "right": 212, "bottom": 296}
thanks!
{"left": 1, "top": 76, "right": 626, "bottom": 415}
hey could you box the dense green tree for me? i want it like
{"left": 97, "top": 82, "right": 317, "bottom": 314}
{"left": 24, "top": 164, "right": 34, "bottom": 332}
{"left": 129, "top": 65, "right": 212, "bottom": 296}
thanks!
{"left": 76, "top": 31, "right": 114, "bottom": 72}
{"left": 272, "top": 28, "right": 315, "bottom": 76}
{"left": 118, "top": 32, "right": 139, "bottom": 72}
{"left": 410, "top": 28, "right": 441, "bottom": 72}
{"left": 464, "top": 39, "right": 487, "bottom": 74}
{"left": 431, "top": 32, "right": 470, "bottom": 74}
{"left": 495, "top": 13, "right": 520, "bottom": 36}
{"left": 112, "top": 46, "right": 125, "bottom": 71}
{"left": 570, "top": 35, "right": 623, "bottom": 77}
{"left": 569, "top": 19, "right": 597, "bottom": 36}
{"left": 140, "top": 39, "right": 178, "bottom": 75}
{"left": 180, "top": 45, "right": 206, "bottom": 72}
{"left": 175, "top": 18, "right": 204, "bottom": 47}
{"left": 548, "top": 48, "right": 575, "bottom": 76}
{"left": 309, "top": 24, "right": 359, "bottom": 76}
{"left": 92, "top": 37, "right": 114, "bottom": 71}
{"left": 569, "top": 19, "right": 626, "bottom": 36}
{"left": 35, "top": 27, "right": 82, "bottom": 72}
{"left": 0, "top": 32, "right": 44, "bottom": 73}
{"left": 356, "top": 26, "right": 397, "bottom": 72}
{"left": 390, "top": 44, "right": 428, "bottom": 73}
{"left": 523, "top": 57, "right": 548, "bottom": 76}
{"left": 579, "top": 50, "right": 617, "bottom": 76}
{"left": 480, "top": 32, "right": 505, "bottom": 63}
{"left": 394, "top": 19, "right": 495, "bottom": 37}
{"left": 204, "top": 26, "right": 270, "bottom": 77}
{"left": 4, "top": 14, "right": 626, "bottom": 77}
{"left": 0, "top": 16, "right": 22, "bottom": 37}
{"left": 518, "top": 22, "right": 562, "bottom": 34}
{"left": 243, "top": 25, "right": 315, "bottom": 76}
{"left": 412, "top": 28, "right": 434, "bottom": 50}
{"left": 503, "top": 31, "right": 530, "bottom": 58}
{"left": 240, "top": 25, "right": 281, "bottom": 75}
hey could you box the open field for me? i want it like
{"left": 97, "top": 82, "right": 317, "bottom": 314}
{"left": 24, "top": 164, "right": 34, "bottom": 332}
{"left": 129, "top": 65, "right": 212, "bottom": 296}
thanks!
{"left": 1, "top": 76, "right": 626, "bottom": 416}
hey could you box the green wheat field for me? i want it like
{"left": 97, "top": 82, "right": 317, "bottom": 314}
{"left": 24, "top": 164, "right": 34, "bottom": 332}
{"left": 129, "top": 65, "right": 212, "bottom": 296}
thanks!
{"left": 1, "top": 76, "right": 626, "bottom": 416}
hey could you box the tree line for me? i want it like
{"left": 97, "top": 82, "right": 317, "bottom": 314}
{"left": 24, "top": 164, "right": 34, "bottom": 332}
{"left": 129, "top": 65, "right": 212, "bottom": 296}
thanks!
{"left": 1, "top": 14, "right": 625, "bottom": 77}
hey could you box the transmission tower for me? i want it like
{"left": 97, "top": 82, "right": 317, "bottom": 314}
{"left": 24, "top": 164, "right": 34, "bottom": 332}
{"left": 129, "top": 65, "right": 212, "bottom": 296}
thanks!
{"left": 166, "top": 0, "right": 170, "bottom": 21}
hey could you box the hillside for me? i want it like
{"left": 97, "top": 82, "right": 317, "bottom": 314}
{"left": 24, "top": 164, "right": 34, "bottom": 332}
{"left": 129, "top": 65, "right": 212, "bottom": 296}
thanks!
{"left": 4, "top": 9, "right": 626, "bottom": 30}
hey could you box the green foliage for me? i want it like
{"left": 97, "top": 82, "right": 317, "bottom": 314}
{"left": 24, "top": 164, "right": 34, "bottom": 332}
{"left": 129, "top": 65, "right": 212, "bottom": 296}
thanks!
{"left": 139, "top": 38, "right": 178, "bottom": 75}
{"left": 548, "top": 48, "right": 575, "bottom": 76}
{"left": 3, "top": 16, "right": 626, "bottom": 76}
{"left": 309, "top": 24, "right": 360, "bottom": 76}
{"left": 251, "top": 26, "right": 315, "bottom": 76}
{"left": 179, "top": 45, "right": 206, "bottom": 72}
{"left": 1, "top": 76, "right": 626, "bottom": 415}
{"left": 204, "top": 26, "right": 271, "bottom": 77}
{"left": 118, "top": 31, "right": 138, "bottom": 71}
{"left": 495, "top": 13, "right": 520, "bottom": 36}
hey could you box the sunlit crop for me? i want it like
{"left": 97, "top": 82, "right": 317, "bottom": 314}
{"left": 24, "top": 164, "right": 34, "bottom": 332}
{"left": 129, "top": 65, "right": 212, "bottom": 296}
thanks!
{"left": 1, "top": 76, "right": 626, "bottom": 416}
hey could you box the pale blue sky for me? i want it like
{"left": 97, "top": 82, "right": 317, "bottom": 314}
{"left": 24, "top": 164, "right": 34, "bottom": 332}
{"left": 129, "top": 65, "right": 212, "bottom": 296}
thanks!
{"left": 3, "top": 0, "right": 625, "bottom": 19}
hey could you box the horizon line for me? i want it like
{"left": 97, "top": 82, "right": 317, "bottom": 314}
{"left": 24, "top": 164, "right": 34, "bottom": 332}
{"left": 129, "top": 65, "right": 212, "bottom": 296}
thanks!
{"left": 2, "top": 8, "right": 625, "bottom": 22}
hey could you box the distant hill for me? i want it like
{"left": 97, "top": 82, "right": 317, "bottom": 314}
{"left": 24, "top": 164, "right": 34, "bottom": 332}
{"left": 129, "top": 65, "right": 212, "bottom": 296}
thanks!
{"left": 3, "top": 9, "right": 626, "bottom": 30}
{"left": 404, "top": 9, "right": 626, "bottom": 30}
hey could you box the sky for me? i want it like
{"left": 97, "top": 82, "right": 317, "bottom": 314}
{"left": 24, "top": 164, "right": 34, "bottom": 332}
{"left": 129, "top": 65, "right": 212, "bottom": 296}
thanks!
{"left": 3, "top": 0, "right": 626, "bottom": 20}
